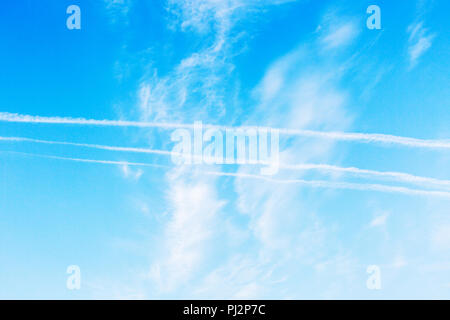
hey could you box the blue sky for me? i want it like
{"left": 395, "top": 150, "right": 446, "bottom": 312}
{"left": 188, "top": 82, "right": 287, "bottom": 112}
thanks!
{"left": 0, "top": 0, "right": 449, "bottom": 299}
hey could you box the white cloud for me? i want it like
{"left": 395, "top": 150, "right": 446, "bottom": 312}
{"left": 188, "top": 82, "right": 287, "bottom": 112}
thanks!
{"left": 167, "top": 0, "right": 241, "bottom": 33}
{"left": 370, "top": 211, "right": 389, "bottom": 228}
{"left": 321, "top": 22, "right": 359, "bottom": 49}
{"left": 228, "top": 33, "right": 355, "bottom": 295}
{"left": 104, "top": 0, "right": 132, "bottom": 23}
{"left": 431, "top": 224, "right": 450, "bottom": 251}
{"left": 192, "top": 256, "right": 269, "bottom": 299}
{"left": 149, "top": 173, "right": 226, "bottom": 292}
{"left": 135, "top": 2, "right": 391, "bottom": 299}
{"left": 146, "top": 0, "right": 302, "bottom": 122}
{"left": 316, "top": 11, "right": 360, "bottom": 51}
{"left": 168, "top": 0, "right": 297, "bottom": 34}
{"left": 407, "top": 22, "right": 435, "bottom": 69}
{"left": 120, "top": 164, "right": 143, "bottom": 180}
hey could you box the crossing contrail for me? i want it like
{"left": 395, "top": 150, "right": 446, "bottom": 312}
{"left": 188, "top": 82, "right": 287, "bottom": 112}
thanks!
{"left": 1, "top": 112, "right": 449, "bottom": 149}
{"left": 280, "top": 163, "right": 450, "bottom": 188}
{"left": 3, "top": 150, "right": 171, "bottom": 170}
{"left": 4, "top": 151, "right": 450, "bottom": 198}
{"left": 1, "top": 135, "right": 450, "bottom": 189}
{"left": 0, "top": 136, "right": 173, "bottom": 157}
{"left": 203, "top": 171, "right": 450, "bottom": 198}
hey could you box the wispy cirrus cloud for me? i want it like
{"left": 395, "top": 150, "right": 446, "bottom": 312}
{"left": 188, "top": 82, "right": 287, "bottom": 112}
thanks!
{"left": 121, "top": 164, "right": 143, "bottom": 180}
{"left": 1, "top": 0, "right": 449, "bottom": 300}
{"left": 104, "top": 0, "right": 132, "bottom": 23}
{"left": 317, "top": 10, "right": 360, "bottom": 50}
{"left": 321, "top": 21, "right": 359, "bottom": 49}
{"left": 148, "top": 175, "right": 226, "bottom": 292}
{"left": 369, "top": 211, "right": 389, "bottom": 228}
{"left": 407, "top": 21, "right": 435, "bottom": 69}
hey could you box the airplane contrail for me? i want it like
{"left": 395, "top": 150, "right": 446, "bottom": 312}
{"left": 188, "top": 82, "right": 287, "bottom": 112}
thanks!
{"left": 4, "top": 150, "right": 170, "bottom": 169}
{"left": 3, "top": 151, "right": 450, "bottom": 198}
{"left": 280, "top": 163, "right": 450, "bottom": 188}
{"left": 1, "top": 135, "right": 449, "bottom": 188}
{"left": 0, "top": 136, "right": 173, "bottom": 157}
{"left": 204, "top": 171, "right": 450, "bottom": 198}
{"left": 1, "top": 112, "right": 449, "bottom": 149}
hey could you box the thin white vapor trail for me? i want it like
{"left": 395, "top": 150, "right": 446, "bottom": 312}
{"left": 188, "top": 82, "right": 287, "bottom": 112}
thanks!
{"left": 280, "top": 163, "right": 450, "bottom": 188}
{"left": 4, "top": 150, "right": 170, "bottom": 169}
{"left": 3, "top": 151, "right": 450, "bottom": 198}
{"left": 1, "top": 135, "right": 449, "bottom": 188}
{"left": 0, "top": 112, "right": 189, "bottom": 129}
{"left": 1, "top": 112, "right": 449, "bottom": 149}
{"left": 204, "top": 171, "right": 450, "bottom": 198}
{"left": 0, "top": 136, "right": 173, "bottom": 156}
